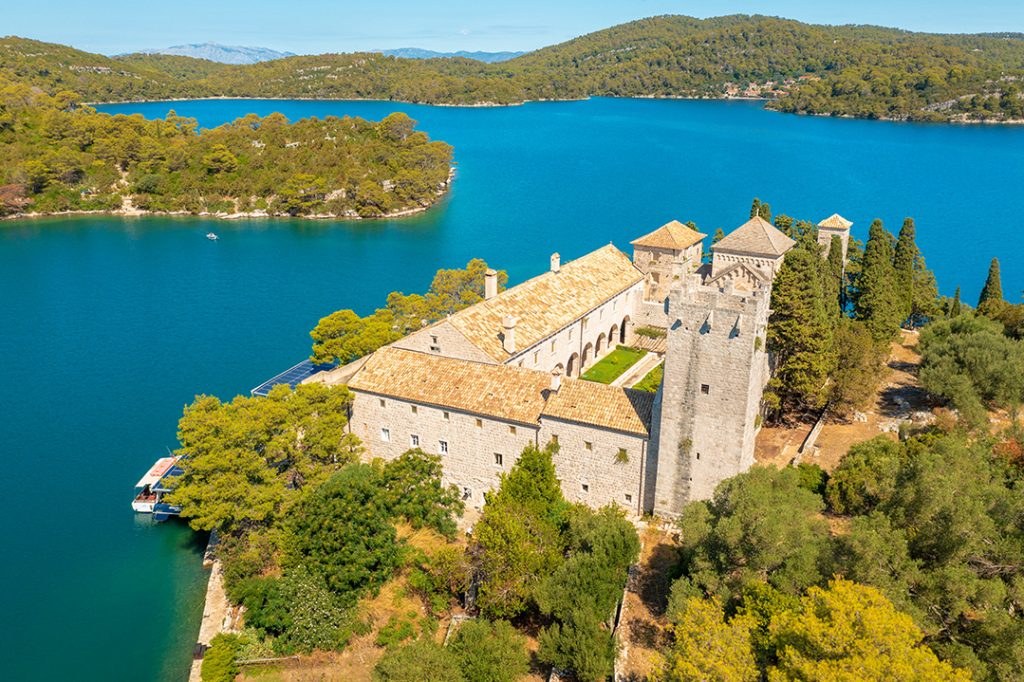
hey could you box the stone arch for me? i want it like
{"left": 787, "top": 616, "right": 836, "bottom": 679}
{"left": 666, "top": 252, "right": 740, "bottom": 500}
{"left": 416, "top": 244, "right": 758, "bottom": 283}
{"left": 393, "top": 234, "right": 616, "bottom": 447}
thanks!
{"left": 582, "top": 342, "right": 594, "bottom": 369}
{"left": 620, "top": 316, "right": 631, "bottom": 344}
{"left": 566, "top": 353, "right": 580, "bottom": 378}
{"left": 596, "top": 332, "right": 607, "bottom": 355}
{"left": 609, "top": 324, "right": 619, "bottom": 348}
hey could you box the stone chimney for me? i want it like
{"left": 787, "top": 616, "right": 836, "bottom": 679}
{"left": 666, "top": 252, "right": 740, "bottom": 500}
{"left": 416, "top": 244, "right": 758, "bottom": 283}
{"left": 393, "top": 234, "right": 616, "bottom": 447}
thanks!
{"left": 550, "top": 253, "right": 561, "bottom": 273}
{"left": 550, "top": 367, "right": 562, "bottom": 393}
{"left": 484, "top": 269, "right": 498, "bottom": 300}
{"left": 501, "top": 316, "right": 518, "bottom": 353}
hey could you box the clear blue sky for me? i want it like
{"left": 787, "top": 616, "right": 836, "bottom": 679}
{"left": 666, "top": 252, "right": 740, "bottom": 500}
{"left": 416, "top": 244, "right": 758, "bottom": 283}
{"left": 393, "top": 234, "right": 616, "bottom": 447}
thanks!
{"left": 9, "top": 0, "right": 1024, "bottom": 55}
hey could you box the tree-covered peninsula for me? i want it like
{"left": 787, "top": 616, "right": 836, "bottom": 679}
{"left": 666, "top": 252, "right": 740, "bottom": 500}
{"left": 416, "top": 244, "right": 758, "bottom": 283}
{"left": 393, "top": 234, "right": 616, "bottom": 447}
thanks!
{"left": 0, "top": 75, "right": 452, "bottom": 219}
{"left": 3, "top": 15, "right": 1024, "bottom": 122}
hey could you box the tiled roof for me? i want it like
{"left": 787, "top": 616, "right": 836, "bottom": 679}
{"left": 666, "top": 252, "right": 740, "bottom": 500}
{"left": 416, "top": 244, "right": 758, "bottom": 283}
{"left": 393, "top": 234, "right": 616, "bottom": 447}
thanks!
{"left": 445, "top": 244, "right": 643, "bottom": 362}
{"left": 631, "top": 220, "right": 707, "bottom": 251}
{"left": 349, "top": 347, "right": 551, "bottom": 424}
{"left": 818, "top": 213, "right": 853, "bottom": 230}
{"left": 542, "top": 380, "right": 654, "bottom": 437}
{"left": 712, "top": 216, "right": 796, "bottom": 258}
{"left": 348, "top": 346, "right": 654, "bottom": 436}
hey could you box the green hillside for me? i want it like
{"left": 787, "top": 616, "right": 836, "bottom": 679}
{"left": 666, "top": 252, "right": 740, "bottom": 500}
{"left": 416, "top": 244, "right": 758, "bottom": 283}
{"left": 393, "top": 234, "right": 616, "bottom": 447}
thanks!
{"left": 3, "top": 15, "right": 1024, "bottom": 120}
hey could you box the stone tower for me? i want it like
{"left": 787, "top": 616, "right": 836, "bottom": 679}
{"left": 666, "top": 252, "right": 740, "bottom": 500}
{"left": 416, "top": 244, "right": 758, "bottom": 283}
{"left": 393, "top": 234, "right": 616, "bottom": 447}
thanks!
{"left": 649, "top": 275, "right": 772, "bottom": 517}
{"left": 816, "top": 213, "right": 853, "bottom": 262}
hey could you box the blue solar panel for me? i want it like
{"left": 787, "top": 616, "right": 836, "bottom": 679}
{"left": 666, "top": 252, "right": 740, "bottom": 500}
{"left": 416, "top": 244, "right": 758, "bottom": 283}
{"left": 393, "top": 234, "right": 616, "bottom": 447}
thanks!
{"left": 250, "top": 358, "right": 336, "bottom": 396}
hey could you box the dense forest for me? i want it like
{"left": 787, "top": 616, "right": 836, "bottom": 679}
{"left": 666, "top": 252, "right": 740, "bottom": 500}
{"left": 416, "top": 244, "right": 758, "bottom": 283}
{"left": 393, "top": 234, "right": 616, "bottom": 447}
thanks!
{"left": 0, "top": 73, "right": 453, "bottom": 218}
{"left": 3, "top": 15, "right": 1024, "bottom": 121}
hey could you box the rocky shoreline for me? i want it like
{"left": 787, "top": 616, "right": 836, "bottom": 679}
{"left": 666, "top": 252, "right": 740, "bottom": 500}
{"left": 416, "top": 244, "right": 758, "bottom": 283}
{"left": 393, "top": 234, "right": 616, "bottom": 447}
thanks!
{"left": 2, "top": 168, "right": 455, "bottom": 224}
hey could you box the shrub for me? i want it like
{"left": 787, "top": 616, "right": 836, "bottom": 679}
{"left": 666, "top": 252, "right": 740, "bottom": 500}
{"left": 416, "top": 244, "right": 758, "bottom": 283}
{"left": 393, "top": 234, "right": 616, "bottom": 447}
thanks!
{"left": 795, "top": 462, "right": 828, "bottom": 497}
{"left": 825, "top": 437, "right": 902, "bottom": 514}
{"left": 373, "top": 638, "right": 464, "bottom": 682}
{"left": 449, "top": 619, "right": 529, "bottom": 682}
{"left": 200, "top": 633, "right": 240, "bottom": 682}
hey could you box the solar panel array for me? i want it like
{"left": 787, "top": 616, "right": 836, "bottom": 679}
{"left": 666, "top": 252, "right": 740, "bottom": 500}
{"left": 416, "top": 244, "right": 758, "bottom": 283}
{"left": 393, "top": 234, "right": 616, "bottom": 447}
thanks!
{"left": 250, "top": 358, "right": 333, "bottom": 396}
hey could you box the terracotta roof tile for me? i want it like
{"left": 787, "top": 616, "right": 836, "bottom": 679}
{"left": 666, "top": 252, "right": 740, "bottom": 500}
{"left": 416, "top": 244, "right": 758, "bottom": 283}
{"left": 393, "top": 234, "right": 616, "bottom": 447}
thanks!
{"left": 542, "top": 380, "right": 654, "bottom": 437}
{"left": 348, "top": 347, "right": 654, "bottom": 436}
{"left": 818, "top": 213, "right": 853, "bottom": 230}
{"left": 712, "top": 216, "right": 796, "bottom": 257}
{"left": 630, "top": 220, "right": 707, "bottom": 251}
{"left": 446, "top": 244, "right": 642, "bottom": 362}
{"left": 349, "top": 347, "right": 551, "bottom": 424}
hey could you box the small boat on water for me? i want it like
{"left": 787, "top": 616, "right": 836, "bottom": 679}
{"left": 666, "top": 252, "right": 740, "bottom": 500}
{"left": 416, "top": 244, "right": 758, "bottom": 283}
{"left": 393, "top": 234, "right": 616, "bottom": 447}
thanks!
{"left": 206, "top": 232, "right": 219, "bottom": 241}
{"left": 131, "top": 456, "right": 184, "bottom": 521}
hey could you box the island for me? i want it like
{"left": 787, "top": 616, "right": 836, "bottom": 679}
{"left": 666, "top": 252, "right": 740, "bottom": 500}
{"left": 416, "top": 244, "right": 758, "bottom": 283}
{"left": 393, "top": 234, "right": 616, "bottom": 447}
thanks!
{"left": 0, "top": 73, "right": 453, "bottom": 220}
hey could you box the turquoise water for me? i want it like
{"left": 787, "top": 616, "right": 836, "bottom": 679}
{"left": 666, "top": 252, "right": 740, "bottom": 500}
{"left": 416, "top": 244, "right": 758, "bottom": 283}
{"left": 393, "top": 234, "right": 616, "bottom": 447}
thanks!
{"left": 1, "top": 98, "right": 1022, "bottom": 681}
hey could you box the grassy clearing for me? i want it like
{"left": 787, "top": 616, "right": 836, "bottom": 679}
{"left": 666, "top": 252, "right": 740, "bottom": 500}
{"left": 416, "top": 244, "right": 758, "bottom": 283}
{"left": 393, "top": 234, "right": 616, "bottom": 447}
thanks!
{"left": 633, "top": 364, "right": 663, "bottom": 393}
{"left": 582, "top": 346, "right": 646, "bottom": 384}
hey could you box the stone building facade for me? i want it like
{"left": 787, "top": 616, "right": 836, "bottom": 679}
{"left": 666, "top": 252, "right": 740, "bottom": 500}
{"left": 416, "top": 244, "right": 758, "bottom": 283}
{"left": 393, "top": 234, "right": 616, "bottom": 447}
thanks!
{"left": 310, "top": 213, "right": 846, "bottom": 516}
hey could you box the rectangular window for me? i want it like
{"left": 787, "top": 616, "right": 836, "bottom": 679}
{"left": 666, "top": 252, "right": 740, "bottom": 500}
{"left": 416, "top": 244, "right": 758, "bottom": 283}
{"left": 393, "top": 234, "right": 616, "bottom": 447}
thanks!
{"left": 582, "top": 483, "right": 589, "bottom": 493}
{"left": 534, "top": 351, "right": 540, "bottom": 364}
{"left": 439, "top": 440, "right": 448, "bottom": 454}
{"left": 380, "top": 428, "right": 390, "bottom": 442}
{"left": 443, "top": 411, "right": 451, "bottom": 421}
{"left": 429, "top": 345, "right": 441, "bottom": 352}
{"left": 613, "top": 299, "right": 618, "bottom": 310}
{"left": 584, "top": 441, "right": 593, "bottom": 451}
{"left": 701, "top": 384, "right": 710, "bottom": 395}
{"left": 476, "top": 418, "right": 483, "bottom": 428}
{"left": 410, "top": 434, "right": 419, "bottom": 447}
{"left": 509, "top": 425, "right": 517, "bottom": 435}
{"left": 582, "top": 318, "right": 588, "bottom": 331}
{"left": 551, "top": 340, "right": 557, "bottom": 352}
{"left": 494, "top": 453, "right": 503, "bottom": 467}
{"left": 379, "top": 398, "right": 386, "bottom": 408}
{"left": 568, "top": 329, "right": 574, "bottom": 340}
{"left": 599, "top": 308, "right": 604, "bottom": 319}
{"left": 411, "top": 405, "right": 418, "bottom": 414}
{"left": 625, "top": 493, "right": 632, "bottom": 503}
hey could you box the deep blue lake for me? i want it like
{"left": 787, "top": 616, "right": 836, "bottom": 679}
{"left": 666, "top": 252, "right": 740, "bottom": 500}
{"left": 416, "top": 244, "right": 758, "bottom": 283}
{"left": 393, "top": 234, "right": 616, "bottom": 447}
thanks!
{"left": 1, "top": 97, "right": 1022, "bottom": 680}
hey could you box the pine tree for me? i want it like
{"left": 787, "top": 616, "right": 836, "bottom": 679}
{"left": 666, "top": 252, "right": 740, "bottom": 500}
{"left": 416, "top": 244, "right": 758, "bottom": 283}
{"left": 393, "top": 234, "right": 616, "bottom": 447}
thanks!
{"left": 766, "top": 244, "right": 835, "bottom": 415}
{"left": 750, "top": 198, "right": 761, "bottom": 219}
{"left": 854, "top": 220, "right": 902, "bottom": 342}
{"left": 826, "top": 235, "right": 845, "bottom": 318}
{"left": 758, "top": 202, "right": 772, "bottom": 222}
{"left": 711, "top": 228, "right": 725, "bottom": 245}
{"left": 978, "top": 258, "right": 1004, "bottom": 313}
{"left": 893, "top": 218, "right": 917, "bottom": 322}
{"left": 950, "top": 287, "right": 962, "bottom": 317}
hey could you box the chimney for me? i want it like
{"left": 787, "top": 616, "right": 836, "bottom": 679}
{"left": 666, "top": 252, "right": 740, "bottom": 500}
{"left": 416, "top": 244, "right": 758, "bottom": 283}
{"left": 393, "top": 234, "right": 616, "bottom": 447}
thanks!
{"left": 484, "top": 269, "right": 498, "bottom": 300}
{"left": 501, "top": 316, "right": 517, "bottom": 353}
{"left": 550, "top": 367, "right": 562, "bottom": 393}
{"left": 550, "top": 252, "right": 560, "bottom": 273}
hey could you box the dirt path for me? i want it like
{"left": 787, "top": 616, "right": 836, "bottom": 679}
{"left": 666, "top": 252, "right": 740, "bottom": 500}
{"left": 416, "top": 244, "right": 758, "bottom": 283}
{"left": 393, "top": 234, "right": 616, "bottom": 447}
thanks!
{"left": 616, "top": 520, "right": 680, "bottom": 681}
{"left": 756, "top": 330, "right": 931, "bottom": 473}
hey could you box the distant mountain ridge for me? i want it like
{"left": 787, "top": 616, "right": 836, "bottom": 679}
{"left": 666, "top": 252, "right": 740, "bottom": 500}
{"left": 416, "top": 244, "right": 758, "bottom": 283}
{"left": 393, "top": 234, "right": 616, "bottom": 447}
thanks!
{"left": 376, "top": 48, "right": 524, "bottom": 63}
{"left": 3, "top": 14, "right": 1024, "bottom": 122}
{"left": 131, "top": 42, "right": 295, "bottom": 64}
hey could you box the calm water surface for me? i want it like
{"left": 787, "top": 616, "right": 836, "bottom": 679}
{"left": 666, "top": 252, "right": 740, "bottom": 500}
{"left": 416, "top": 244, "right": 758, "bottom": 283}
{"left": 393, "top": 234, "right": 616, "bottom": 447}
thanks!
{"left": 2, "top": 98, "right": 1022, "bottom": 680}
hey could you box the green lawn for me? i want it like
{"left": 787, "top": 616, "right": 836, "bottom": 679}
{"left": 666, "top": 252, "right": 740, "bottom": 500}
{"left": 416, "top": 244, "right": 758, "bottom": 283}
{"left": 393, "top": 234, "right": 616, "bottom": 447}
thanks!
{"left": 633, "top": 363, "right": 663, "bottom": 393}
{"left": 582, "top": 346, "right": 647, "bottom": 384}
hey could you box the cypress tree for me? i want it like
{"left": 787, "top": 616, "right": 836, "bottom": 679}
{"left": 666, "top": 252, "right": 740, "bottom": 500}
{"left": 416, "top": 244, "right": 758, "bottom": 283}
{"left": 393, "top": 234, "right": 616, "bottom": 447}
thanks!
{"left": 893, "top": 218, "right": 917, "bottom": 322}
{"left": 758, "top": 202, "right": 772, "bottom": 222}
{"left": 826, "top": 235, "right": 845, "bottom": 317}
{"left": 854, "top": 219, "right": 902, "bottom": 342}
{"left": 767, "top": 244, "right": 835, "bottom": 414}
{"left": 712, "top": 228, "right": 725, "bottom": 245}
{"left": 950, "top": 287, "right": 962, "bottom": 317}
{"left": 750, "top": 198, "right": 761, "bottom": 219}
{"left": 978, "top": 258, "right": 1004, "bottom": 313}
